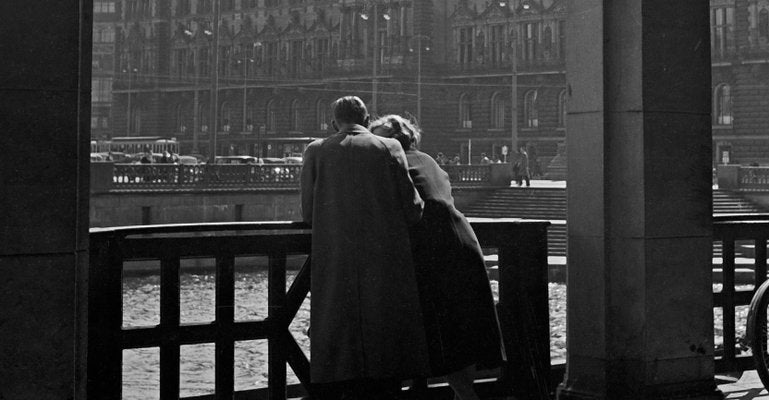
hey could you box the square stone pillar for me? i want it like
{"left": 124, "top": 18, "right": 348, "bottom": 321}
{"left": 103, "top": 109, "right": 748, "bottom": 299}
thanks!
{"left": 0, "top": 1, "right": 91, "bottom": 398}
{"left": 558, "top": 1, "right": 722, "bottom": 399}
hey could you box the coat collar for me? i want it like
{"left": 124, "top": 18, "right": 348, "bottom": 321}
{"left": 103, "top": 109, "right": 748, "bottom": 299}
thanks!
{"left": 337, "top": 123, "right": 371, "bottom": 136}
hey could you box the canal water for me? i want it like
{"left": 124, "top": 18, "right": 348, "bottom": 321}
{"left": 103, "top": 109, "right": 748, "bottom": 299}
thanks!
{"left": 121, "top": 270, "right": 741, "bottom": 399}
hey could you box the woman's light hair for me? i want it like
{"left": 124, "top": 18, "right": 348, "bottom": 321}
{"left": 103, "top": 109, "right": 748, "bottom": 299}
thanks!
{"left": 369, "top": 114, "right": 422, "bottom": 151}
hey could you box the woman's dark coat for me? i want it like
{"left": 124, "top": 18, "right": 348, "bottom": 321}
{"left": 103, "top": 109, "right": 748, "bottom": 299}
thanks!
{"left": 406, "top": 149, "right": 505, "bottom": 375}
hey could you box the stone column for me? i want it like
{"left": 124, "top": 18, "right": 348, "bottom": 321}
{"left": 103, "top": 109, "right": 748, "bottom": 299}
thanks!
{"left": 558, "top": 1, "right": 722, "bottom": 399}
{"left": 0, "top": 1, "right": 91, "bottom": 398}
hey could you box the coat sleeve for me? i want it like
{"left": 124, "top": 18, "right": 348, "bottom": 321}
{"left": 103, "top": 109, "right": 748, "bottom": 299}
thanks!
{"left": 388, "top": 141, "right": 423, "bottom": 225}
{"left": 300, "top": 141, "right": 319, "bottom": 225}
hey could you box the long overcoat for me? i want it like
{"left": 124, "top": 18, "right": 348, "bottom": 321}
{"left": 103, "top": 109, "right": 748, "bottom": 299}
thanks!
{"left": 300, "top": 124, "right": 431, "bottom": 383}
{"left": 406, "top": 150, "right": 505, "bottom": 375}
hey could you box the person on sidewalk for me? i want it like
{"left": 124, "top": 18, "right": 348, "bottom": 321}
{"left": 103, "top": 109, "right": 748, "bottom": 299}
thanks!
{"left": 300, "top": 97, "right": 430, "bottom": 400}
{"left": 515, "top": 146, "right": 531, "bottom": 187}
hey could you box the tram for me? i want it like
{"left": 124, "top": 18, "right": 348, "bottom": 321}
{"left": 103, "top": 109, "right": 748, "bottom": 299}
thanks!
{"left": 258, "top": 136, "right": 322, "bottom": 160}
{"left": 107, "top": 136, "right": 179, "bottom": 154}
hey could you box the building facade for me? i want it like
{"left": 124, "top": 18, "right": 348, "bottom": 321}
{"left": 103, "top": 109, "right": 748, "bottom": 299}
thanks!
{"left": 92, "top": 1, "right": 120, "bottom": 140}
{"left": 102, "top": 0, "right": 769, "bottom": 168}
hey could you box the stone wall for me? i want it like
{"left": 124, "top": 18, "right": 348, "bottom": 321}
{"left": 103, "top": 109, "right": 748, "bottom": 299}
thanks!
{"left": 89, "top": 186, "right": 495, "bottom": 227}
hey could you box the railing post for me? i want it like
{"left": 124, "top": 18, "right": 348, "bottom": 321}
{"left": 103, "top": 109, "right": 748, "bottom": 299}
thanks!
{"left": 159, "top": 257, "right": 181, "bottom": 399}
{"left": 268, "top": 251, "right": 288, "bottom": 400}
{"left": 722, "top": 237, "right": 736, "bottom": 366}
{"left": 215, "top": 256, "right": 235, "bottom": 400}
{"left": 87, "top": 232, "right": 124, "bottom": 399}
{"left": 496, "top": 222, "right": 551, "bottom": 399}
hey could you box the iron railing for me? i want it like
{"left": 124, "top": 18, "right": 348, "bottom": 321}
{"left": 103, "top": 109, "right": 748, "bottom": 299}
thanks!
{"left": 713, "top": 215, "right": 769, "bottom": 373}
{"left": 92, "top": 162, "right": 495, "bottom": 192}
{"left": 88, "top": 219, "right": 551, "bottom": 399}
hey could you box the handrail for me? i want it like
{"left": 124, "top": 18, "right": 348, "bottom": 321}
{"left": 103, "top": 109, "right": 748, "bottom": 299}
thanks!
{"left": 88, "top": 218, "right": 551, "bottom": 399}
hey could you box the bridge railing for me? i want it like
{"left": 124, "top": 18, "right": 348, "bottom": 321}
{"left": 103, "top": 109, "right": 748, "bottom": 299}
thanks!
{"left": 717, "top": 165, "right": 769, "bottom": 190}
{"left": 91, "top": 162, "right": 499, "bottom": 192}
{"left": 88, "top": 219, "right": 551, "bottom": 399}
{"left": 110, "top": 163, "right": 302, "bottom": 190}
{"left": 713, "top": 215, "right": 769, "bottom": 373}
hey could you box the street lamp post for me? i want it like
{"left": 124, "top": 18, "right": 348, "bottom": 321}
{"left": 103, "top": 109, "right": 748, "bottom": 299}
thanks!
{"left": 361, "top": 3, "right": 389, "bottom": 114}
{"left": 183, "top": 28, "right": 200, "bottom": 154}
{"left": 240, "top": 42, "right": 260, "bottom": 138}
{"left": 124, "top": 62, "right": 137, "bottom": 136}
{"left": 208, "top": 0, "right": 221, "bottom": 160}
{"left": 510, "top": 2, "right": 525, "bottom": 155}
{"left": 409, "top": 34, "right": 430, "bottom": 123}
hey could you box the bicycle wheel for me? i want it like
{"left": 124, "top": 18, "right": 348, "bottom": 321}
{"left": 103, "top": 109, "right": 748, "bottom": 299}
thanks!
{"left": 748, "top": 279, "right": 769, "bottom": 389}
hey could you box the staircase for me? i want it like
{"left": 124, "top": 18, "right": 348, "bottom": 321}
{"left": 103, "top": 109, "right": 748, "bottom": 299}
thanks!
{"left": 459, "top": 187, "right": 769, "bottom": 259}
{"left": 713, "top": 189, "right": 767, "bottom": 214}
{"left": 461, "top": 187, "right": 567, "bottom": 257}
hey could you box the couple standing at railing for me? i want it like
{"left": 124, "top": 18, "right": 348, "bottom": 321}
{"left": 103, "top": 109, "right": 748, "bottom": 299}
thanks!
{"left": 300, "top": 96, "right": 505, "bottom": 400}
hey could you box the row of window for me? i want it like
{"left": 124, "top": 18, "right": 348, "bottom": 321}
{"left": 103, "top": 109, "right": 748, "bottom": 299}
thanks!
{"left": 94, "top": 1, "right": 117, "bottom": 14}
{"left": 120, "top": 82, "right": 735, "bottom": 135}
{"left": 92, "top": 78, "right": 113, "bottom": 103}
{"left": 458, "top": 90, "right": 568, "bottom": 130}
{"left": 143, "top": 98, "right": 331, "bottom": 135}
{"left": 93, "top": 26, "right": 115, "bottom": 44}
{"left": 457, "top": 83, "right": 733, "bottom": 129}
{"left": 171, "top": 0, "right": 307, "bottom": 17}
{"left": 454, "top": 20, "right": 566, "bottom": 66}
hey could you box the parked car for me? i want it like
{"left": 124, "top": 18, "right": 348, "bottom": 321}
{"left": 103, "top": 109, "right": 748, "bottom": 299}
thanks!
{"left": 177, "top": 155, "right": 199, "bottom": 165}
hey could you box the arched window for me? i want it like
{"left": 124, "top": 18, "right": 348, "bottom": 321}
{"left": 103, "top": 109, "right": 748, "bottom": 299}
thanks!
{"left": 199, "top": 102, "right": 209, "bottom": 132}
{"left": 524, "top": 90, "right": 539, "bottom": 128}
{"left": 176, "top": 0, "right": 190, "bottom": 16}
{"left": 220, "top": 102, "right": 234, "bottom": 132}
{"left": 266, "top": 99, "right": 277, "bottom": 132}
{"left": 761, "top": 9, "right": 769, "bottom": 40}
{"left": 714, "top": 83, "right": 732, "bottom": 125}
{"left": 490, "top": 92, "right": 505, "bottom": 129}
{"left": 245, "top": 101, "right": 256, "bottom": 132}
{"left": 316, "top": 99, "right": 329, "bottom": 131}
{"left": 558, "top": 89, "right": 568, "bottom": 127}
{"left": 175, "top": 103, "right": 189, "bottom": 133}
{"left": 543, "top": 26, "right": 553, "bottom": 56}
{"left": 459, "top": 93, "right": 472, "bottom": 128}
{"left": 290, "top": 99, "right": 301, "bottom": 131}
{"left": 129, "top": 104, "right": 142, "bottom": 134}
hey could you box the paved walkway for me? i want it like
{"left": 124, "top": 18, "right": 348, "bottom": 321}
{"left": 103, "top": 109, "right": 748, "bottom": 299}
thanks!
{"left": 719, "top": 371, "right": 769, "bottom": 399}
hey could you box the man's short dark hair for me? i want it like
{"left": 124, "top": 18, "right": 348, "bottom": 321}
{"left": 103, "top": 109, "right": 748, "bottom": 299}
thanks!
{"left": 332, "top": 96, "right": 368, "bottom": 125}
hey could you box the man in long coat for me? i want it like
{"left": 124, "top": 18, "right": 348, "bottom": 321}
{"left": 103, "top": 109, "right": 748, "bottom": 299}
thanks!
{"left": 301, "top": 96, "right": 430, "bottom": 398}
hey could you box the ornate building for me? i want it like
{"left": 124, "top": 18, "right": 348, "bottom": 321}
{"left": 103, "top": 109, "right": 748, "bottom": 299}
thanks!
{"left": 106, "top": 0, "right": 568, "bottom": 162}
{"left": 712, "top": 0, "right": 769, "bottom": 165}
{"left": 92, "top": 1, "right": 120, "bottom": 140}
{"left": 105, "top": 0, "right": 769, "bottom": 167}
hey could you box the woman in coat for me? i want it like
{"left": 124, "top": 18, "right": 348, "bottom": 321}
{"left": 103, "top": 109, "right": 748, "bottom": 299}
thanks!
{"left": 369, "top": 115, "right": 505, "bottom": 400}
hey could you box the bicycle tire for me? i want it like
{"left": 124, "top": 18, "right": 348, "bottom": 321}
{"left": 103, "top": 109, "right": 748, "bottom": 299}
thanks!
{"left": 748, "top": 279, "right": 769, "bottom": 389}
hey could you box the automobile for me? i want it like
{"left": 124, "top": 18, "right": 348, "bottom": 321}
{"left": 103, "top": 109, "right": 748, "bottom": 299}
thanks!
{"left": 177, "top": 155, "right": 199, "bottom": 165}
{"left": 214, "top": 156, "right": 261, "bottom": 165}
{"left": 260, "top": 157, "right": 286, "bottom": 164}
{"left": 90, "top": 153, "right": 105, "bottom": 162}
